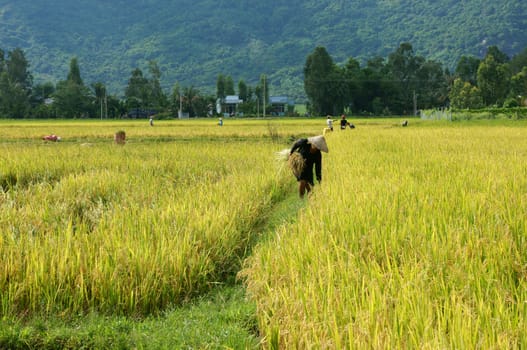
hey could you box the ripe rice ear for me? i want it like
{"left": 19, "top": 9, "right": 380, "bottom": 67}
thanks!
{"left": 275, "top": 148, "right": 290, "bottom": 161}
{"left": 288, "top": 152, "right": 305, "bottom": 178}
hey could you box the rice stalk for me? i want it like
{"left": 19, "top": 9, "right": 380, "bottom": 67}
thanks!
{"left": 288, "top": 152, "right": 304, "bottom": 178}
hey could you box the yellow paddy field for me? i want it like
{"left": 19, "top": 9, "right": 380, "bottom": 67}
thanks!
{"left": 1, "top": 118, "right": 526, "bottom": 348}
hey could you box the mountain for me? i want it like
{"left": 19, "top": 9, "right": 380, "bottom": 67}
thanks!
{"left": 1, "top": 0, "right": 527, "bottom": 100}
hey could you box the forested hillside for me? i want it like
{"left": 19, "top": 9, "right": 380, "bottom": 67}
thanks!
{"left": 1, "top": 0, "right": 526, "bottom": 99}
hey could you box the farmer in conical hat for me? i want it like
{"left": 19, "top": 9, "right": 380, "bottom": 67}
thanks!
{"left": 289, "top": 135, "right": 328, "bottom": 198}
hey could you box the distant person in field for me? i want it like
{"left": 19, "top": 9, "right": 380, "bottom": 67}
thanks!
{"left": 340, "top": 114, "right": 355, "bottom": 129}
{"left": 326, "top": 115, "right": 334, "bottom": 131}
{"left": 289, "top": 135, "right": 328, "bottom": 198}
{"left": 42, "top": 134, "right": 61, "bottom": 141}
{"left": 149, "top": 116, "right": 154, "bottom": 126}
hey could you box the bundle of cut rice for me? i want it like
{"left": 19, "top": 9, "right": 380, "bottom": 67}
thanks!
{"left": 275, "top": 148, "right": 290, "bottom": 161}
{"left": 288, "top": 152, "right": 305, "bottom": 178}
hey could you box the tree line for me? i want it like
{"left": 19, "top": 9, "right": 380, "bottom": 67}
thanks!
{"left": 0, "top": 48, "right": 272, "bottom": 119}
{"left": 304, "top": 43, "right": 527, "bottom": 116}
{"left": 1, "top": 43, "right": 527, "bottom": 119}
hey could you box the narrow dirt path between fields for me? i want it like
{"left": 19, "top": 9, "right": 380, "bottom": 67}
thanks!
{"left": 206, "top": 190, "right": 307, "bottom": 346}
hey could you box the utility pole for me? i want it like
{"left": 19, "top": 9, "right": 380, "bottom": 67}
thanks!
{"left": 263, "top": 75, "right": 266, "bottom": 117}
{"left": 413, "top": 90, "right": 417, "bottom": 116}
{"left": 179, "top": 93, "right": 182, "bottom": 118}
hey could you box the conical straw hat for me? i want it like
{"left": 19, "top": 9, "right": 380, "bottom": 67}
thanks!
{"left": 307, "top": 135, "right": 328, "bottom": 153}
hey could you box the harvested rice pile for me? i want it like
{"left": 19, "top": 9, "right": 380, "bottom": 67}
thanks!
{"left": 288, "top": 152, "right": 305, "bottom": 178}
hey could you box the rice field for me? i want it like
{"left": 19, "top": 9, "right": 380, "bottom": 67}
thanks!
{"left": 1, "top": 118, "right": 527, "bottom": 348}
{"left": 242, "top": 119, "right": 527, "bottom": 348}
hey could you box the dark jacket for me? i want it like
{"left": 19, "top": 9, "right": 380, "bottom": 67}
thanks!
{"left": 290, "top": 138, "right": 322, "bottom": 184}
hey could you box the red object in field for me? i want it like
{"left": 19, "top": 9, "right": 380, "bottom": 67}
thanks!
{"left": 43, "top": 134, "right": 59, "bottom": 141}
